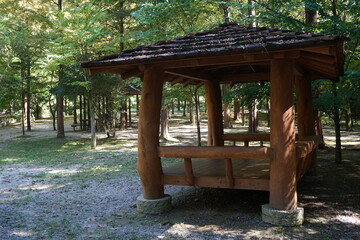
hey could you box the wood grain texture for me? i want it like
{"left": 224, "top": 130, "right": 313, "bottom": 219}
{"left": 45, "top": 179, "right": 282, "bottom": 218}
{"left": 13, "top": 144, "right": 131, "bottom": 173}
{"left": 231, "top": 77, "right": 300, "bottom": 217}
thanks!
{"left": 269, "top": 59, "right": 297, "bottom": 210}
{"left": 137, "top": 67, "right": 165, "bottom": 199}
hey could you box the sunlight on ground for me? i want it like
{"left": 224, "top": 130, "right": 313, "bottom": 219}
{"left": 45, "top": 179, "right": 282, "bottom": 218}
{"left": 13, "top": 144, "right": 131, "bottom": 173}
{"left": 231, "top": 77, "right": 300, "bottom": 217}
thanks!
{"left": 10, "top": 230, "right": 34, "bottom": 237}
{"left": 335, "top": 213, "right": 360, "bottom": 225}
{"left": 18, "top": 184, "right": 66, "bottom": 191}
{"left": 48, "top": 168, "right": 80, "bottom": 175}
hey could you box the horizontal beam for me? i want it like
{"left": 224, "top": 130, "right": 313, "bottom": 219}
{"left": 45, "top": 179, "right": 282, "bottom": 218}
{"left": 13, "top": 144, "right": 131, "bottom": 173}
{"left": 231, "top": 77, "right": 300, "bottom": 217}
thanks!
{"left": 157, "top": 51, "right": 299, "bottom": 69}
{"left": 121, "top": 68, "right": 142, "bottom": 79}
{"left": 162, "top": 175, "right": 269, "bottom": 191}
{"left": 158, "top": 146, "right": 274, "bottom": 160}
{"left": 165, "top": 69, "right": 213, "bottom": 81}
{"left": 220, "top": 72, "right": 270, "bottom": 83}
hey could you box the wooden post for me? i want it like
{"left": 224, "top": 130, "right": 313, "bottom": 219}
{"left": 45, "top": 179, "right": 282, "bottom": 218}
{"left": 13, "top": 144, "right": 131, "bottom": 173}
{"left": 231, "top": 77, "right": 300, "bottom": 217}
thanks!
{"left": 295, "top": 73, "right": 315, "bottom": 140}
{"left": 137, "top": 67, "right": 165, "bottom": 199}
{"left": 295, "top": 70, "right": 318, "bottom": 173}
{"left": 205, "top": 80, "right": 224, "bottom": 146}
{"left": 269, "top": 59, "right": 297, "bottom": 210}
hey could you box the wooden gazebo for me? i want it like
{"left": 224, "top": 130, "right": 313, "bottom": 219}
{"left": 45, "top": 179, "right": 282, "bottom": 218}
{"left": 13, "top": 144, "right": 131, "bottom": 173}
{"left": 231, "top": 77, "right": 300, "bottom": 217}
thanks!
{"left": 82, "top": 23, "right": 346, "bottom": 225}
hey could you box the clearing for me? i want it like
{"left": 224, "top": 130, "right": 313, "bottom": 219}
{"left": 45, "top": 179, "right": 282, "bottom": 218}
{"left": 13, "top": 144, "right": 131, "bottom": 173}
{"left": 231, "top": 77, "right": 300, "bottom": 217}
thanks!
{"left": 0, "top": 117, "right": 359, "bottom": 239}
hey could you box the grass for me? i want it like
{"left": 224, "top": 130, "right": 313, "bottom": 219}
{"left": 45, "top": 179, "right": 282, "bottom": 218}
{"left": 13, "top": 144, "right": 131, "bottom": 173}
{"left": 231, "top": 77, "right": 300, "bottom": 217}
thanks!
{"left": 0, "top": 136, "right": 138, "bottom": 181}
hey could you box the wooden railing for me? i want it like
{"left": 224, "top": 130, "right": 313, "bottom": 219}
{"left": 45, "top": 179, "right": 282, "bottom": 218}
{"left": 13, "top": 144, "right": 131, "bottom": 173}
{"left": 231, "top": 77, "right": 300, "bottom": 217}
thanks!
{"left": 295, "top": 135, "right": 321, "bottom": 180}
{"left": 222, "top": 133, "right": 270, "bottom": 146}
{"left": 222, "top": 133, "right": 300, "bottom": 146}
{"left": 158, "top": 146, "right": 273, "bottom": 188}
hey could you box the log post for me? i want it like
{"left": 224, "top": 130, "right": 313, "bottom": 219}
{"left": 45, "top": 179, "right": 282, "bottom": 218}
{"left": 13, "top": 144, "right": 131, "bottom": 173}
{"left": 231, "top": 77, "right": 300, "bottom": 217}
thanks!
{"left": 137, "top": 67, "right": 165, "bottom": 199}
{"left": 295, "top": 69, "right": 317, "bottom": 174}
{"left": 295, "top": 72, "right": 315, "bottom": 140}
{"left": 269, "top": 59, "right": 297, "bottom": 210}
{"left": 205, "top": 80, "right": 224, "bottom": 146}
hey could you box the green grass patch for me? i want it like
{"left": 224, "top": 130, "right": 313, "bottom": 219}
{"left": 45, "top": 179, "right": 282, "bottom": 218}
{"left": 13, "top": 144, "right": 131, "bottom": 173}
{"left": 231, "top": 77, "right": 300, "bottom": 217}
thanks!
{"left": 0, "top": 136, "right": 138, "bottom": 180}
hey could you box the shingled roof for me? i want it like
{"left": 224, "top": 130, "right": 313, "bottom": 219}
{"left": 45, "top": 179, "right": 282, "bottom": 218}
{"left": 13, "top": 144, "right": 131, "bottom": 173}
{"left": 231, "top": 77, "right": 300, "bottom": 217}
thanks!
{"left": 81, "top": 22, "right": 347, "bottom": 69}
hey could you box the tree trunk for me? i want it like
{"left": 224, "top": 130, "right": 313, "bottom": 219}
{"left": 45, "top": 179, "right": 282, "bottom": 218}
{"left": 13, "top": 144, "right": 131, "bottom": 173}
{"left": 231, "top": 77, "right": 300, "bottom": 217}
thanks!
{"left": 73, "top": 97, "right": 77, "bottom": 124}
{"left": 79, "top": 95, "right": 83, "bottom": 130}
{"left": 344, "top": 107, "right": 353, "bottom": 131}
{"left": 305, "top": 0, "right": 317, "bottom": 24}
{"left": 90, "top": 92, "right": 96, "bottom": 149}
{"left": 233, "top": 98, "right": 240, "bottom": 121}
{"left": 136, "top": 95, "right": 139, "bottom": 115}
{"left": 266, "top": 100, "right": 270, "bottom": 127}
{"left": 49, "top": 101, "right": 56, "bottom": 131}
{"left": 120, "top": 102, "right": 127, "bottom": 131}
{"left": 195, "top": 89, "right": 201, "bottom": 146}
{"left": 56, "top": 96, "right": 65, "bottom": 138}
{"left": 223, "top": 84, "right": 232, "bottom": 128}
{"left": 241, "top": 105, "right": 245, "bottom": 126}
{"left": 332, "top": 82, "right": 342, "bottom": 163}
{"left": 177, "top": 99, "right": 181, "bottom": 111}
{"left": 21, "top": 92, "right": 25, "bottom": 136}
{"left": 160, "top": 108, "right": 170, "bottom": 139}
{"left": 190, "top": 101, "right": 195, "bottom": 125}
{"left": 56, "top": 65, "right": 65, "bottom": 138}
{"left": 171, "top": 100, "right": 175, "bottom": 115}
{"left": 248, "top": 100, "right": 258, "bottom": 133}
{"left": 26, "top": 66, "right": 31, "bottom": 131}
{"left": 128, "top": 98, "right": 132, "bottom": 128}
{"left": 183, "top": 101, "right": 187, "bottom": 116}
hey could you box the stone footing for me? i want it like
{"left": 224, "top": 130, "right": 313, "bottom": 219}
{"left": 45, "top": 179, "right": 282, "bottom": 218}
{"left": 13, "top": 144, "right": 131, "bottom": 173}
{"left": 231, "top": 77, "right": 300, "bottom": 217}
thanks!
{"left": 137, "top": 194, "right": 172, "bottom": 214}
{"left": 262, "top": 204, "right": 304, "bottom": 226}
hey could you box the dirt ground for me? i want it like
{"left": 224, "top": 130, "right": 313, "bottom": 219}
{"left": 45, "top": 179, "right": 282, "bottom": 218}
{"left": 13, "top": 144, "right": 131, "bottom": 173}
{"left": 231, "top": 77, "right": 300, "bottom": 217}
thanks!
{"left": 0, "top": 118, "right": 359, "bottom": 239}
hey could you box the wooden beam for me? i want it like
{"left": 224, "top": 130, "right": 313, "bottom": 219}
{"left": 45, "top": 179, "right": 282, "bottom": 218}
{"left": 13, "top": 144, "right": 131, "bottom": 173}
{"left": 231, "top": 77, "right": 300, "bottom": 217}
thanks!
{"left": 89, "top": 67, "right": 126, "bottom": 75}
{"left": 158, "top": 146, "right": 274, "bottom": 160}
{"left": 170, "top": 77, "right": 184, "bottom": 85}
{"left": 165, "top": 69, "right": 213, "bottom": 81}
{"left": 137, "top": 67, "right": 165, "bottom": 199}
{"left": 220, "top": 72, "right": 270, "bottom": 83}
{"left": 121, "top": 68, "right": 142, "bottom": 79}
{"left": 162, "top": 175, "right": 269, "bottom": 191}
{"left": 157, "top": 51, "right": 298, "bottom": 69}
{"left": 269, "top": 58, "right": 297, "bottom": 210}
{"left": 182, "top": 79, "right": 193, "bottom": 88}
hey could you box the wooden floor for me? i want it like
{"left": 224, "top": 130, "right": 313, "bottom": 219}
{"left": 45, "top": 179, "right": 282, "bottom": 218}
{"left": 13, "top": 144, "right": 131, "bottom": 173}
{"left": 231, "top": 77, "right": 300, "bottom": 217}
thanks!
{"left": 162, "top": 158, "right": 270, "bottom": 191}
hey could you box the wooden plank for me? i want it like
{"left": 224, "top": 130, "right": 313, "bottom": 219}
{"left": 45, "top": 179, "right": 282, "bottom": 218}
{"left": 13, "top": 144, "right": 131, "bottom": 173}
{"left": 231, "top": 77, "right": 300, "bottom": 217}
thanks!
{"left": 184, "top": 158, "right": 194, "bottom": 185}
{"left": 137, "top": 67, "right": 165, "bottom": 199}
{"left": 300, "top": 51, "right": 336, "bottom": 64}
{"left": 224, "top": 158, "right": 234, "bottom": 188}
{"left": 162, "top": 175, "right": 269, "bottom": 191}
{"left": 165, "top": 69, "right": 213, "bottom": 81}
{"left": 158, "top": 146, "right": 274, "bottom": 160}
{"left": 269, "top": 58, "right": 297, "bottom": 210}
{"left": 220, "top": 72, "right": 270, "bottom": 83}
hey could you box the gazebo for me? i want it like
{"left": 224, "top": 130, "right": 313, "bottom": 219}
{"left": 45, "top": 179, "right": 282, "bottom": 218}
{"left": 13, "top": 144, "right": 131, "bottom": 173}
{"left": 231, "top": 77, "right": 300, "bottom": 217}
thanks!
{"left": 81, "top": 23, "right": 347, "bottom": 226}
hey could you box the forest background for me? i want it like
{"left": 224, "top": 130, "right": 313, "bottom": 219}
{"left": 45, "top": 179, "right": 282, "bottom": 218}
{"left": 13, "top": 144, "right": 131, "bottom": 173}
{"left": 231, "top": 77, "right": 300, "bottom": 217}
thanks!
{"left": 0, "top": 0, "right": 359, "bottom": 161}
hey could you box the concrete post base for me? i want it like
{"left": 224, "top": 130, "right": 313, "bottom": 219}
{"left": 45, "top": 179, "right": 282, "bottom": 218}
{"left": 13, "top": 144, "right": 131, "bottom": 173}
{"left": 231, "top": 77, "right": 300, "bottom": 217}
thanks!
{"left": 262, "top": 204, "right": 304, "bottom": 226}
{"left": 137, "top": 194, "right": 172, "bottom": 214}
